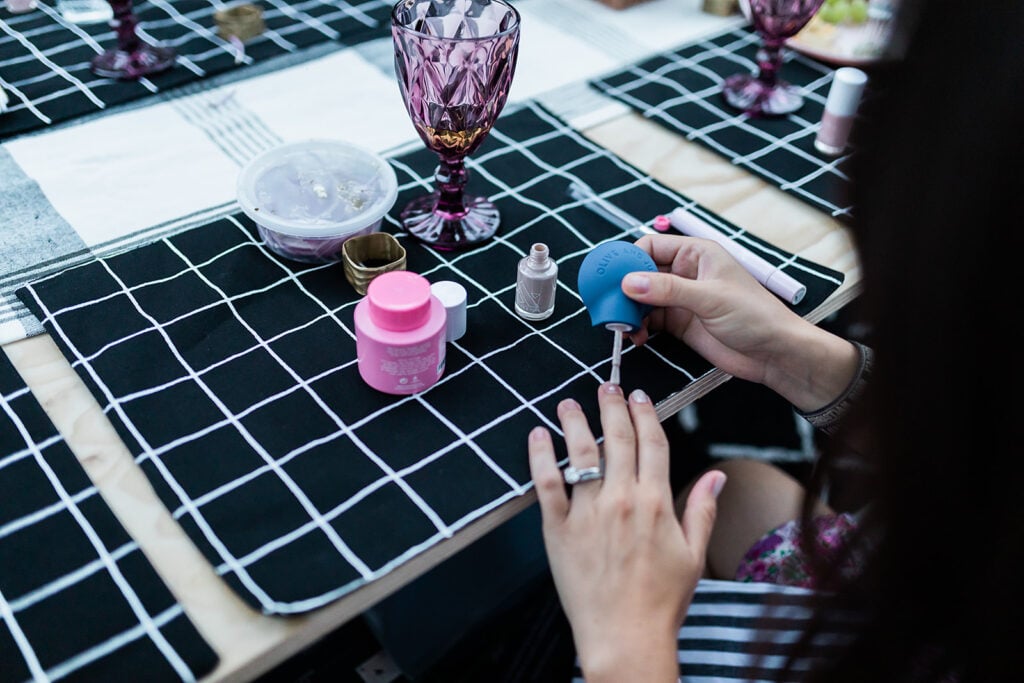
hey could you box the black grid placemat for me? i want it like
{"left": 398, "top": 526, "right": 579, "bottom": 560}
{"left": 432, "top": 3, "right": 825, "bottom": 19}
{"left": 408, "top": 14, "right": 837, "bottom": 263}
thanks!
{"left": 0, "top": 353, "right": 218, "bottom": 682}
{"left": 591, "top": 25, "right": 856, "bottom": 219}
{"left": 16, "top": 100, "right": 843, "bottom": 615}
{"left": 0, "top": 0, "right": 392, "bottom": 140}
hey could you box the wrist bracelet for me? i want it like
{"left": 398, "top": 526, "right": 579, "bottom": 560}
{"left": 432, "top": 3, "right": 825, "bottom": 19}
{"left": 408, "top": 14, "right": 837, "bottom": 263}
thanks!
{"left": 796, "top": 341, "right": 873, "bottom": 434}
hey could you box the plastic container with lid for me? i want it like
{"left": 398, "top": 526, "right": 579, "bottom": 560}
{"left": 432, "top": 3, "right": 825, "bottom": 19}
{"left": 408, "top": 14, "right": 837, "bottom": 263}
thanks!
{"left": 236, "top": 139, "right": 399, "bottom": 263}
{"left": 354, "top": 271, "right": 447, "bottom": 395}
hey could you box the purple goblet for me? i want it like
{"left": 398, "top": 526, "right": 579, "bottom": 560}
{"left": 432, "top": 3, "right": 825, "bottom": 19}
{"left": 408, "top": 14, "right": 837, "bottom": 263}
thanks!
{"left": 723, "top": 0, "right": 825, "bottom": 116}
{"left": 91, "top": 0, "right": 176, "bottom": 80}
{"left": 391, "top": 0, "right": 520, "bottom": 251}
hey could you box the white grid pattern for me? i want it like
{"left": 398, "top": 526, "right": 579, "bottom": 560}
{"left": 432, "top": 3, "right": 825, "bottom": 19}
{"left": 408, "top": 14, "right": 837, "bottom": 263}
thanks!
{"left": 0, "top": 355, "right": 217, "bottom": 682}
{"left": 0, "top": 1, "right": 741, "bottom": 346}
{"left": 17, "top": 101, "right": 843, "bottom": 615}
{"left": 0, "top": 0, "right": 392, "bottom": 139}
{"left": 591, "top": 25, "right": 857, "bottom": 219}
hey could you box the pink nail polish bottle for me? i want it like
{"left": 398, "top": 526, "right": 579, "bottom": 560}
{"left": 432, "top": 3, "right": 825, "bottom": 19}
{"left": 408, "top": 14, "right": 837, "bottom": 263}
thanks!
{"left": 355, "top": 271, "right": 447, "bottom": 395}
{"left": 815, "top": 66, "right": 868, "bottom": 157}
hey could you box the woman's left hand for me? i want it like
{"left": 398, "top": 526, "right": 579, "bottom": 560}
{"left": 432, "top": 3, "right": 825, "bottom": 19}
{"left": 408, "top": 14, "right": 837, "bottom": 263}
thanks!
{"left": 528, "top": 383, "right": 725, "bottom": 683}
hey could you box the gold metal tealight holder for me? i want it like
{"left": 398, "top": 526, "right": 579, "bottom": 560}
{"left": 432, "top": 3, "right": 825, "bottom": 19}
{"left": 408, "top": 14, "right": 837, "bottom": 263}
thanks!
{"left": 214, "top": 3, "right": 266, "bottom": 42}
{"left": 342, "top": 233, "right": 408, "bottom": 295}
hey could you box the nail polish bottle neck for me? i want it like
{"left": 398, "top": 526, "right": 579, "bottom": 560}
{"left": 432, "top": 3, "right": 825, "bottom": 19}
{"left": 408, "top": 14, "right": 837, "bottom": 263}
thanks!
{"left": 526, "top": 243, "right": 550, "bottom": 269}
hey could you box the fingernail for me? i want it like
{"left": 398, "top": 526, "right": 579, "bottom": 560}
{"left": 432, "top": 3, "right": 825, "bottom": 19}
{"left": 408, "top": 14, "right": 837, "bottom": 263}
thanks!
{"left": 629, "top": 388, "right": 649, "bottom": 403}
{"left": 529, "top": 426, "right": 547, "bottom": 442}
{"left": 558, "top": 398, "right": 581, "bottom": 412}
{"left": 603, "top": 382, "right": 621, "bottom": 395}
{"left": 711, "top": 472, "right": 727, "bottom": 499}
{"left": 623, "top": 273, "right": 650, "bottom": 294}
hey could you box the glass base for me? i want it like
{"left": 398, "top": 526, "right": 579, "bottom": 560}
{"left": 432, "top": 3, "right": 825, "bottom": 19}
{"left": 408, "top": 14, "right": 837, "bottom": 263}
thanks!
{"left": 399, "top": 193, "right": 500, "bottom": 251}
{"left": 721, "top": 73, "right": 804, "bottom": 116}
{"left": 514, "top": 304, "right": 553, "bottom": 321}
{"left": 91, "top": 44, "right": 177, "bottom": 80}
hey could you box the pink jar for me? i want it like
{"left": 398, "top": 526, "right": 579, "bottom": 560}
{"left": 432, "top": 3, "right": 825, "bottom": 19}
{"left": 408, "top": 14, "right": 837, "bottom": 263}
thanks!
{"left": 355, "top": 271, "right": 447, "bottom": 395}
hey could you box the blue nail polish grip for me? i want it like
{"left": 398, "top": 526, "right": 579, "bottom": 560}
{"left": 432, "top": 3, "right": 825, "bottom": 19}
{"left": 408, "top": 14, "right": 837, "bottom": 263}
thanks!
{"left": 577, "top": 240, "right": 657, "bottom": 332}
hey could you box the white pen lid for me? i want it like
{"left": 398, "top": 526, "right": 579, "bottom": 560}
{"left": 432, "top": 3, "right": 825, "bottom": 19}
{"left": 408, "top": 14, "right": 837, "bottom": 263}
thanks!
{"left": 825, "top": 67, "right": 868, "bottom": 117}
{"left": 764, "top": 269, "right": 807, "bottom": 306}
{"left": 430, "top": 281, "right": 467, "bottom": 342}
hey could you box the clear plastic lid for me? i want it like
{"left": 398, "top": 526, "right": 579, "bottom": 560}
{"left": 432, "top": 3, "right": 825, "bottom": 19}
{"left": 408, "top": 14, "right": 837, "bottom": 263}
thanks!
{"left": 236, "top": 139, "right": 399, "bottom": 238}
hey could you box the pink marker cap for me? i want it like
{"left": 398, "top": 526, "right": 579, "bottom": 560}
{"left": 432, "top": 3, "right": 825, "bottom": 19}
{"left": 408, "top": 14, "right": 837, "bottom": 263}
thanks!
{"left": 653, "top": 215, "right": 671, "bottom": 232}
{"left": 366, "top": 270, "right": 432, "bottom": 331}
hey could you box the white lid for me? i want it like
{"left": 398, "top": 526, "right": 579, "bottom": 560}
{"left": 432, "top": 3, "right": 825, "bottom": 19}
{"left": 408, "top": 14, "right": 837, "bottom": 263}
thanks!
{"left": 236, "top": 139, "right": 399, "bottom": 238}
{"left": 430, "top": 281, "right": 468, "bottom": 342}
{"left": 825, "top": 67, "right": 868, "bottom": 117}
{"left": 764, "top": 269, "right": 807, "bottom": 306}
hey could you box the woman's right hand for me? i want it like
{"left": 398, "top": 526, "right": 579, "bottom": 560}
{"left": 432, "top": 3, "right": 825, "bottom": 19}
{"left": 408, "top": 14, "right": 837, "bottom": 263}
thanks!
{"left": 622, "top": 234, "right": 858, "bottom": 412}
{"left": 622, "top": 234, "right": 803, "bottom": 384}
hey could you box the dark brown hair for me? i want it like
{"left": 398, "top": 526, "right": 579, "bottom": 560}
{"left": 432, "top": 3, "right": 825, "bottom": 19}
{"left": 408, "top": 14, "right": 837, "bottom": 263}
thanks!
{"left": 782, "top": 1, "right": 1024, "bottom": 681}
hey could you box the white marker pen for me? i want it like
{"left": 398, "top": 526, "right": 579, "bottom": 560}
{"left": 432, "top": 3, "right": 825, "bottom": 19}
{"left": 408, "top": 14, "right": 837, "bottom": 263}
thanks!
{"left": 662, "top": 208, "right": 807, "bottom": 305}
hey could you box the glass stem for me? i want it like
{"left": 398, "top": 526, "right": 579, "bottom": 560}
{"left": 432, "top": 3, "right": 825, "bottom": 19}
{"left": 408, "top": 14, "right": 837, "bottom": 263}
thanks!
{"left": 756, "top": 37, "right": 785, "bottom": 88}
{"left": 434, "top": 157, "right": 468, "bottom": 218}
{"left": 111, "top": 0, "right": 141, "bottom": 54}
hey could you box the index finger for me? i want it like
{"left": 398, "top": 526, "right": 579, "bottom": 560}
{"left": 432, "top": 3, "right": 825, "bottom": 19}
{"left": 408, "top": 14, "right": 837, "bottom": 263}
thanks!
{"left": 634, "top": 234, "right": 702, "bottom": 277}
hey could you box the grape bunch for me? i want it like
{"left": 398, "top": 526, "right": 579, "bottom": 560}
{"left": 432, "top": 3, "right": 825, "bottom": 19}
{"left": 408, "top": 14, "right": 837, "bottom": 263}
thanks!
{"left": 817, "top": 0, "right": 869, "bottom": 24}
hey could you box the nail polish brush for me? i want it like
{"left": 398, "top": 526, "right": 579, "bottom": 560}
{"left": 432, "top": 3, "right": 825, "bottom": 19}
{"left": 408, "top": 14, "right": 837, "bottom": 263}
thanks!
{"left": 577, "top": 241, "right": 658, "bottom": 385}
{"left": 608, "top": 324, "right": 626, "bottom": 385}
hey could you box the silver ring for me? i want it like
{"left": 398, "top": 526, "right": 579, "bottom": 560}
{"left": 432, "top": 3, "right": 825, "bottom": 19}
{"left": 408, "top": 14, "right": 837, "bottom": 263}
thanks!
{"left": 563, "top": 465, "right": 603, "bottom": 485}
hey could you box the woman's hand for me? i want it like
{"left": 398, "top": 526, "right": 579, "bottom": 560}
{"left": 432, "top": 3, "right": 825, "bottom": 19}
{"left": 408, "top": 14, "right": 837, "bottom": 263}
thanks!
{"left": 623, "top": 234, "right": 859, "bottom": 412}
{"left": 529, "top": 383, "right": 725, "bottom": 683}
{"left": 623, "top": 234, "right": 803, "bottom": 384}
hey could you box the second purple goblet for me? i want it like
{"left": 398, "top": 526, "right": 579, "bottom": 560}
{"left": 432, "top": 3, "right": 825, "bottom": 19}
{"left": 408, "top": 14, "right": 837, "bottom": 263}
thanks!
{"left": 723, "top": 0, "right": 825, "bottom": 116}
{"left": 91, "top": 0, "right": 176, "bottom": 80}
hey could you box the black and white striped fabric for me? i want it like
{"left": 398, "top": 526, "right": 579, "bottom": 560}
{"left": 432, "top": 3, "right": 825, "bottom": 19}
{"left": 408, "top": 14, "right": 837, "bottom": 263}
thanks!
{"left": 0, "top": 0, "right": 392, "bottom": 140}
{"left": 16, "top": 102, "right": 843, "bottom": 615}
{"left": 0, "top": 353, "right": 218, "bottom": 683}
{"left": 590, "top": 26, "right": 856, "bottom": 219}
{"left": 572, "top": 579, "right": 859, "bottom": 683}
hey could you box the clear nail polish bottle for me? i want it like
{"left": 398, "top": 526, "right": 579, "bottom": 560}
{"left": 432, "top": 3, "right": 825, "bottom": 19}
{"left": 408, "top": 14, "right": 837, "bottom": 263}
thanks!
{"left": 514, "top": 243, "right": 558, "bottom": 321}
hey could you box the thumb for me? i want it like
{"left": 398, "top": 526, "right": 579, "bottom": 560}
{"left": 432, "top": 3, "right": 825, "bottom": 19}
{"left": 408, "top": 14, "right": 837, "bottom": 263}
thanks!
{"left": 622, "top": 271, "right": 710, "bottom": 311}
{"left": 680, "top": 470, "right": 726, "bottom": 552}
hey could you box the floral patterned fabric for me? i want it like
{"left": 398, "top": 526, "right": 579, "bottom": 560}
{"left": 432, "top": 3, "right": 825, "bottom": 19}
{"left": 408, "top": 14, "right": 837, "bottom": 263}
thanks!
{"left": 735, "top": 512, "right": 861, "bottom": 588}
